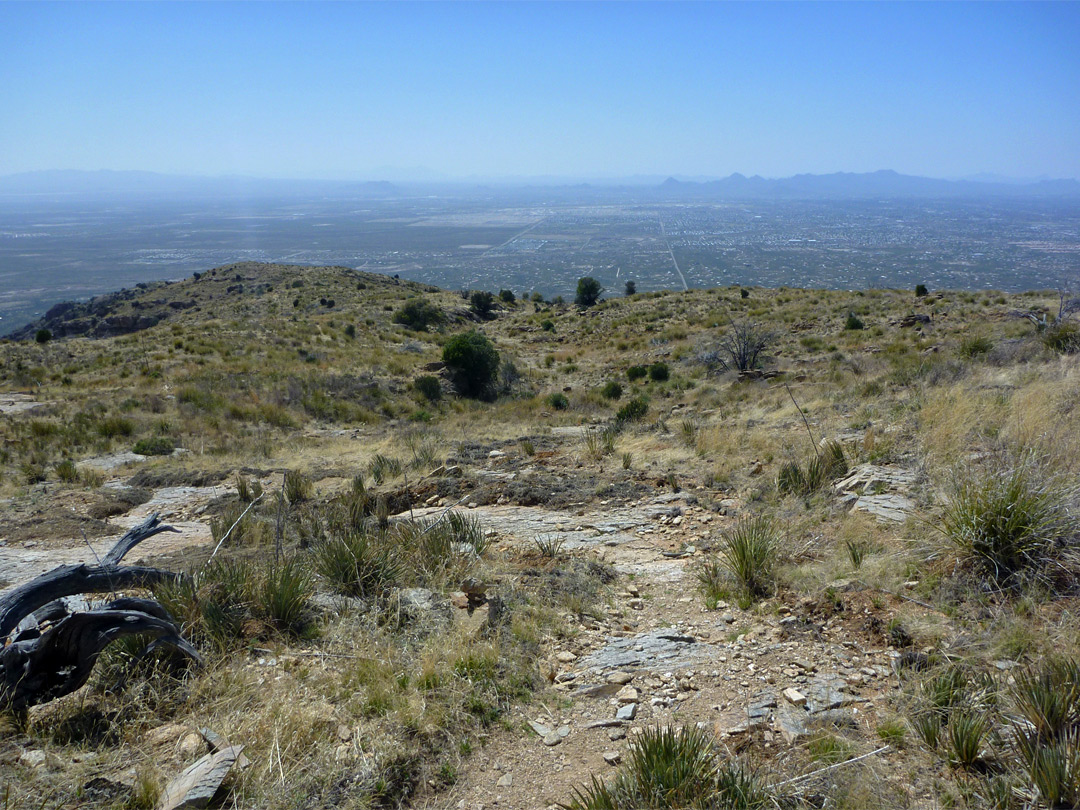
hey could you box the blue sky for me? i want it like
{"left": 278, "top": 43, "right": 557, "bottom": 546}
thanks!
{"left": 2, "top": 1, "right": 1078, "bottom": 180}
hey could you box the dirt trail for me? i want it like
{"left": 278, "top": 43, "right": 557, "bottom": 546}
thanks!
{"left": 414, "top": 496, "right": 904, "bottom": 810}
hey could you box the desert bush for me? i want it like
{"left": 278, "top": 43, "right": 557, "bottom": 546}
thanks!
{"left": 546, "top": 392, "right": 569, "bottom": 410}
{"left": 958, "top": 335, "right": 995, "bottom": 358}
{"left": 133, "top": 436, "right": 175, "bottom": 456}
{"left": 255, "top": 557, "right": 314, "bottom": 635}
{"left": 533, "top": 534, "right": 565, "bottom": 558}
{"left": 916, "top": 284, "right": 929, "bottom": 297}
{"left": 413, "top": 375, "right": 442, "bottom": 403}
{"left": 97, "top": 415, "right": 135, "bottom": 439}
{"left": 626, "top": 365, "right": 648, "bottom": 381}
{"left": 499, "top": 289, "right": 515, "bottom": 304}
{"left": 777, "top": 441, "right": 847, "bottom": 497}
{"left": 369, "top": 453, "right": 403, "bottom": 484}
{"left": 392, "top": 298, "right": 444, "bottom": 331}
{"left": 648, "top": 362, "right": 669, "bottom": 382}
{"left": 844, "top": 312, "right": 865, "bottom": 330}
{"left": 713, "top": 319, "right": 776, "bottom": 373}
{"left": 600, "top": 381, "right": 623, "bottom": 400}
{"left": 939, "top": 453, "right": 1077, "bottom": 591}
{"left": 35, "top": 328, "right": 52, "bottom": 344}
{"left": 541, "top": 319, "right": 555, "bottom": 332}
{"left": 443, "top": 330, "right": 500, "bottom": 399}
{"left": 1042, "top": 320, "right": 1080, "bottom": 354}
{"left": 469, "top": 290, "right": 496, "bottom": 319}
{"left": 55, "top": 459, "right": 79, "bottom": 483}
{"left": 615, "top": 396, "right": 649, "bottom": 425}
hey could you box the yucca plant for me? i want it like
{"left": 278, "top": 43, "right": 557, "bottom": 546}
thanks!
{"left": 718, "top": 516, "right": 779, "bottom": 599}
{"left": 945, "top": 710, "right": 991, "bottom": 769}
{"left": 940, "top": 455, "right": 1074, "bottom": 590}
{"left": 283, "top": 468, "right": 313, "bottom": 504}
{"left": 314, "top": 530, "right": 401, "bottom": 598}
{"left": 255, "top": 556, "right": 313, "bottom": 635}
{"left": 533, "top": 534, "right": 565, "bottom": 558}
{"left": 1010, "top": 657, "right": 1080, "bottom": 742}
{"left": 694, "top": 557, "right": 728, "bottom": 609}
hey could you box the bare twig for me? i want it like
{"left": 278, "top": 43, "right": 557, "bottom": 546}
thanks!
{"left": 206, "top": 492, "right": 264, "bottom": 564}
{"left": 773, "top": 745, "right": 890, "bottom": 789}
{"left": 784, "top": 381, "right": 819, "bottom": 455}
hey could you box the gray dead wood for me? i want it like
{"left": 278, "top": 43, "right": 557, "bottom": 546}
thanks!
{"left": 0, "top": 513, "right": 199, "bottom": 712}
{"left": 158, "top": 744, "right": 244, "bottom": 810}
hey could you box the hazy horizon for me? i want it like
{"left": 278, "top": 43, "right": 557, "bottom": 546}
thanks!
{"left": 3, "top": 2, "right": 1078, "bottom": 181}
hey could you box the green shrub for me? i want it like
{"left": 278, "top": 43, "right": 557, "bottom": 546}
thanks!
{"left": 844, "top": 312, "right": 865, "bottom": 330}
{"left": 499, "top": 289, "right": 515, "bottom": 304}
{"left": 55, "top": 459, "right": 79, "bottom": 483}
{"left": 777, "top": 441, "right": 847, "bottom": 497}
{"left": 35, "top": 328, "right": 52, "bottom": 344}
{"left": 413, "top": 374, "right": 442, "bottom": 403}
{"left": 540, "top": 319, "right": 555, "bottom": 332}
{"left": 97, "top": 416, "right": 135, "bottom": 439}
{"left": 615, "top": 396, "right": 649, "bottom": 424}
{"left": 133, "top": 436, "right": 175, "bottom": 456}
{"left": 392, "top": 298, "right": 444, "bottom": 331}
{"left": 916, "top": 284, "right": 929, "bottom": 297}
{"left": 958, "top": 335, "right": 994, "bottom": 358}
{"left": 1042, "top": 321, "right": 1080, "bottom": 354}
{"left": 600, "top": 381, "right": 623, "bottom": 400}
{"left": 546, "top": 392, "right": 569, "bottom": 410}
{"left": 442, "top": 330, "right": 500, "bottom": 399}
{"left": 626, "top": 365, "right": 648, "bottom": 381}
{"left": 648, "top": 362, "right": 669, "bottom": 382}
{"left": 469, "top": 290, "right": 496, "bottom": 319}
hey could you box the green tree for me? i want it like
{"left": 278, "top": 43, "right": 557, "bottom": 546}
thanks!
{"left": 624, "top": 280, "right": 636, "bottom": 296}
{"left": 469, "top": 290, "right": 496, "bottom": 319}
{"left": 575, "top": 277, "right": 603, "bottom": 308}
{"left": 442, "top": 330, "right": 500, "bottom": 399}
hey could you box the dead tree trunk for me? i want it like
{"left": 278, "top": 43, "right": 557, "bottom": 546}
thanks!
{"left": 0, "top": 514, "right": 201, "bottom": 713}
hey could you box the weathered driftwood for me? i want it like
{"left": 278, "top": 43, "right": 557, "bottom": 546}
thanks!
{"left": 0, "top": 514, "right": 200, "bottom": 712}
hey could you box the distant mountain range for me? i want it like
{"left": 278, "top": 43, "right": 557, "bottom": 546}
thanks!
{"left": 0, "top": 170, "right": 399, "bottom": 198}
{"left": 656, "top": 170, "right": 1080, "bottom": 199}
{"left": 1, "top": 168, "right": 1077, "bottom": 200}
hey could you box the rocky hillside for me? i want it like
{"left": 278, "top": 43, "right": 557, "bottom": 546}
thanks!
{"left": 0, "top": 264, "right": 1077, "bottom": 810}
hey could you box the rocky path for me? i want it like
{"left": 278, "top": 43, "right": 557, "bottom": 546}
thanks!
{"left": 421, "top": 495, "right": 907, "bottom": 810}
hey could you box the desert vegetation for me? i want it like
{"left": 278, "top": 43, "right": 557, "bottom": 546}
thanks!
{"left": 1, "top": 262, "right": 1079, "bottom": 809}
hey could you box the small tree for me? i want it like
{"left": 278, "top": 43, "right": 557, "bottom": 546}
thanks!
{"left": 442, "top": 330, "right": 500, "bottom": 399}
{"left": 575, "top": 277, "right": 603, "bottom": 308}
{"left": 624, "top": 280, "right": 636, "bottom": 296}
{"left": 499, "top": 289, "right": 516, "bottom": 304}
{"left": 469, "top": 290, "right": 496, "bottom": 320}
{"left": 35, "top": 328, "right": 52, "bottom": 344}
{"left": 915, "top": 284, "right": 929, "bottom": 298}
{"left": 713, "top": 318, "right": 776, "bottom": 373}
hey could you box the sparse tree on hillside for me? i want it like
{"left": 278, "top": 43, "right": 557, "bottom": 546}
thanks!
{"left": 624, "top": 280, "right": 636, "bottom": 296}
{"left": 469, "top": 290, "right": 496, "bottom": 320}
{"left": 575, "top": 277, "right": 603, "bottom": 308}
{"left": 442, "top": 330, "right": 500, "bottom": 400}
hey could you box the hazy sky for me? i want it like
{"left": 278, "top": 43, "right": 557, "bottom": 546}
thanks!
{"left": 3, "top": 1, "right": 1078, "bottom": 181}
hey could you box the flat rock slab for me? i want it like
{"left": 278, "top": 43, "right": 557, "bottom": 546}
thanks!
{"left": 575, "top": 627, "right": 716, "bottom": 672}
{"left": 851, "top": 494, "right": 915, "bottom": 523}
{"left": 159, "top": 745, "right": 243, "bottom": 810}
{"left": 0, "top": 394, "right": 51, "bottom": 416}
